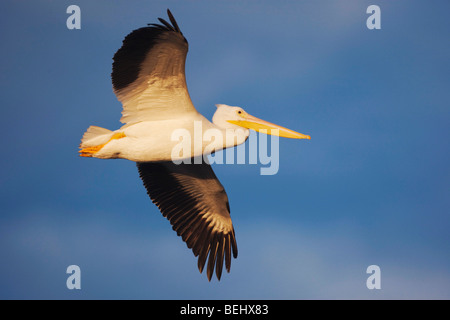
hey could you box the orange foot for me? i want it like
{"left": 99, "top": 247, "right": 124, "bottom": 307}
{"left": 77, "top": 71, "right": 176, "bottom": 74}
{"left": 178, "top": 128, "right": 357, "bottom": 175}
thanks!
{"left": 79, "top": 132, "right": 126, "bottom": 157}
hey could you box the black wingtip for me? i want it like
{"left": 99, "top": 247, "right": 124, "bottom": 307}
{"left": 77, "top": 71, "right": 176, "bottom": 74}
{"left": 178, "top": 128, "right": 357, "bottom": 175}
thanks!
{"left": 157, "top": 17, "right": 174, "bottom": 31}
{"left": 144, "top": 9, "right": 182, "bottom": 34}
{"left": 167, "top": 9, "right": 181, "bottom": 33}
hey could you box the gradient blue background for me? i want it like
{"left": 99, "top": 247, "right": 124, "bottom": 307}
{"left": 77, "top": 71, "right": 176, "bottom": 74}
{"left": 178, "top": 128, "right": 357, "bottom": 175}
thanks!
{"left": 1, "top": 0, "right": 449, "bottom": 299}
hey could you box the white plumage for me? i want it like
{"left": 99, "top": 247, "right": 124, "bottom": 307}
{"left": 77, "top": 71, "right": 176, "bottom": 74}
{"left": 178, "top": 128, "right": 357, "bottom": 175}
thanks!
{"left": 79, "top": 9, "right": 310, "bottom": 281}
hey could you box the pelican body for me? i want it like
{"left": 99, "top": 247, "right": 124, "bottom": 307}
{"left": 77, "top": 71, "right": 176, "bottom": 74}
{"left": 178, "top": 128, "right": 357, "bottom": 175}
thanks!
{"left": 79, "top": 10, "right": 310, "bottom": 281}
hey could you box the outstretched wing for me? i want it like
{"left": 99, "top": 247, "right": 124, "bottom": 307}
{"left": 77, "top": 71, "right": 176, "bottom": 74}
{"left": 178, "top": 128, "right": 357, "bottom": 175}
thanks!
{"left": 112, "top": 9, "right": 198, "bottom": 125}
{"left": 137, "top": 159, "right": 238, "bottom": 281}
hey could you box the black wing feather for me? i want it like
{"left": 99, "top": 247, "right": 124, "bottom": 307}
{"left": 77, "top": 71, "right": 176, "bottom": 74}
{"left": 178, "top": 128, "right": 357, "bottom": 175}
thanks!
{"left": 137, "top": 160, "right": 238, "bottom": 281}
{"left": 167, "top": 9, "right": 181, "bottom": 33}
{"left": 112, "top": 9, "right": 187, "bottom": 92}
{"left": 158, "top": 17, "right": 175, "bottom": 31}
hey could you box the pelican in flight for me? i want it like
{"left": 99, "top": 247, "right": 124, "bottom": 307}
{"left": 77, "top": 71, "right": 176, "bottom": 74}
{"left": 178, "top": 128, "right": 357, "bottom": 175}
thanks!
{"left": 79, "top": 9, "right": 310, "bottom": 281}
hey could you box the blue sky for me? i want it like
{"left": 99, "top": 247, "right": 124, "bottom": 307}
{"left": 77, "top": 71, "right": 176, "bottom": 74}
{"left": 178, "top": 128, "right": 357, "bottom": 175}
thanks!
{"left": 0, "top": 0, "right": 449, "bottom": 299}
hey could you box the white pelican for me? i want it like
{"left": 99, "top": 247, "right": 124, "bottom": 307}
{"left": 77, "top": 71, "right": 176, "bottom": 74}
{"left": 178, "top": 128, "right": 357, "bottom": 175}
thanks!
{"left": 79, "top": 9, "right": 310, "bottom": 281}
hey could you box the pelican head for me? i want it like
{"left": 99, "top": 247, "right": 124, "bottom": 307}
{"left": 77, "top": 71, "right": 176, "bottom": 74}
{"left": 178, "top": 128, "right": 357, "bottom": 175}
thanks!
{"left": 212, "top": 104, "right": 311, "bottom": 139}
